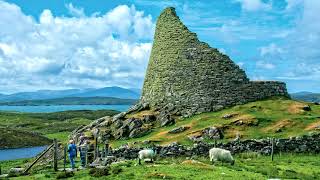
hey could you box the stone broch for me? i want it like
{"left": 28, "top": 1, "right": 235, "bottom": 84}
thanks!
{"left": 141, "top": 7, "right": 289, "bottom": 116}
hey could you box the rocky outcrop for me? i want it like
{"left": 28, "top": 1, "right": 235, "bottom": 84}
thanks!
{"left": 141, "top": 7, "right": 289, "bottom": 116}
{"left": 71, "top": 7, "right": 290, "bottom": 142}
{"left": 168, "top": 126, "right": 190, "bottom": 134}
{"left": 202, "top": 127, "right": 224, "bottom": 139}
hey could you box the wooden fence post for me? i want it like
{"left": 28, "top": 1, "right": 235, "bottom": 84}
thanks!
{"left": 94, "top": 135, "right": 97, "bottom": 160}
{"left": 105, "top": 143, "right": 109, "bottom": 156}
{"left": 23, "top": 144, "right": 54, "bottom": 174}
{"left": 53, "top": 139, "right": 58, "bottom": 171}
{"left": 85, "top": 151, "right": 88, "bottom": 167}
{"left": 271, "top": 138, "right": 274, "bottom": 161}
{"left": 63, "top": 145, "right": 67, "bottom": 171}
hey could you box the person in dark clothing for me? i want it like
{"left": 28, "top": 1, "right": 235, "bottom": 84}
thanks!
{"left": 78, "top": 136, "right": 88, "bottom": 168}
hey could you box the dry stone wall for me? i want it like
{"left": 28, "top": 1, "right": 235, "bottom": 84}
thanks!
{"left": 141, "top": 7, "right": 289, "bottom": 116}
{"left": 110, "top": 133, "right": 320, "bottom": 159}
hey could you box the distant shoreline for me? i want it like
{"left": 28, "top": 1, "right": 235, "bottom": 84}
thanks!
{"left": 0, "top": 96, "right": 138, "bottom": 106}
{"left": 0, "top": 104, "right": 130, "bottom": 113}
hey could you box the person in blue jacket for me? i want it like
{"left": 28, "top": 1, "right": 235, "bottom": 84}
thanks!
{"left": 67, "top": 140, "right": 77, "bottom": 169}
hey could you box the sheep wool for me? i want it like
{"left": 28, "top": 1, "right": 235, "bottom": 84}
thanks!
{"left": 209, "top": 148, "right": 235, "bottom": 165}
{"left": 138, "top": 149, "right": 156, "bottom": 164}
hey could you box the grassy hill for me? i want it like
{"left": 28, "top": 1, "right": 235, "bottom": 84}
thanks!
{"left": 0, "top": 110, "right": 119, "bottom": 148}
{"left": 0, "top": 128, "right": 52, "bottom": 149}
{"left": 111, "top": 97, "right": 320, "bottom": 147}
{"left": 0, "top": 96, "right": 137, "bottom": 106}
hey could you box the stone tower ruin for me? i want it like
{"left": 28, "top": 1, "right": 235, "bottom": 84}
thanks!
{"left": 141, "top": 7, "right": 289, "bottom": 116}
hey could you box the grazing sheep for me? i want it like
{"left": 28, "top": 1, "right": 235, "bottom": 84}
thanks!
{"left": 209, "top": 148, "right": 235, "bottom": 165}
{"left": 138, "top": 149, "right": 156, "bottom": 165}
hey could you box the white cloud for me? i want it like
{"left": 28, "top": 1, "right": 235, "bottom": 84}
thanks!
{"left": 279, "top": 0, "right": 320, "bottom": 80}
{"left": 65, "top": 3, "right": 85, "bottom": 17}
{"left": 235, "top": 0, "right": 271, "bottom": 12}
{"left": 0, "top": 1, "right": 154, "bottom": 93}
{"left": 256, "top": 61, "right": 275, "bottom": 69}
{"left": 259, "top": 43, "right": 283, "bottom": 56}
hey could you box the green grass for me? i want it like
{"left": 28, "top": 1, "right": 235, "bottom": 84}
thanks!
{"left": 111, "top": 97, "right": 320, "bottom": 147}
{"left": 45, "top": 132, "right": 71, "bottom": 142}
{"left": 0, "top": 110, "right": 119, "bottom": 148}
{"left": 5, "top": 153, "right": 320, "bottom": 179}
{"left": 0, "top": 158, "right": 30, "bottom": 173}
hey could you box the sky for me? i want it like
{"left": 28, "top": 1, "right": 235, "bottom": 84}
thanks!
{"left": 0, "top": 0, "right": 319, "bottom": 94}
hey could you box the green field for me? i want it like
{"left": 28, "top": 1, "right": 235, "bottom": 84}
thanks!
{"left": 2, "top": 153, "right": 320, "bottom": 179}
{"left": 1, "top": 98, "right": 320, "bottom": 179}
{"left": 0, "top": 110, "right": 119, "bottom": 148}
{"left": 112, "top": 97, "right": 320, "bottom": 147}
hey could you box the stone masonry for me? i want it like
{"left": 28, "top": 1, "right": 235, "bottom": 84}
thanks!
{"left": 141, "top": 7, "right": 289, "bottom": 116}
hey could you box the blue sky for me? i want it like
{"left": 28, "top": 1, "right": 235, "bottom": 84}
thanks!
{"left": 0, "top": 0, "right": 319, "bottom": 94}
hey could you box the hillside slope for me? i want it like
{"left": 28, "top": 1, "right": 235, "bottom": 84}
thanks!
{"left": 0, "top": 110, "right": 119, "bottom": 148}
{"left": 111, "top": 97, "right": 320, "bottom": 147}
{"left": 0, "top": 128, "right": 52, "bottom": 149}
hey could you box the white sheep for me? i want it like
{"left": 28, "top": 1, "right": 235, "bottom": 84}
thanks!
{"left": 138, "top": 149, "right": 157, "bottom": 165}
{"left": 209, "top": 148, "right": 235, "bottom": 165}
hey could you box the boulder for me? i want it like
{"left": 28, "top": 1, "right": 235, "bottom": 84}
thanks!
{"left": 126, "top": 102, "right": 149, "bottom": 114}
{"left": 142, "top": 114, "right": 157, "bottom": 123}
{"left": 157, "top": 111, "right": 175, "bottom": 127}
{"left": 128, "top": 119, "right": 143, "bottom": 132}
{"left": 8, "top": 168, "right": 24, "bottom": 177}
{"left": 202, "top": 127, "right": 224, "bottom": 139}
{"left": 113, "top": 120, "right": 123, "bottom": 129}
{"left": 188, "top": 135, "right": 203, "bottom": 142}
{"left": 97, "top": 117, "right": 112, "bottom": 127}
{"left": 113, "top": 125, "right": 129, "bottom": 139}
{"left": 101, "top": 129, "right": 113, "bottom": 141}
{"left": 168, "top": 126, "right": 190, "bottom": 134}
{"left": 112, "top": 112, "right": 126, "bottom": 122}
{"left": 222, "top": 113, "right": 237, "bottom": 119}
{"left": 129, "top": 127, "right": 150, "bottom": 138}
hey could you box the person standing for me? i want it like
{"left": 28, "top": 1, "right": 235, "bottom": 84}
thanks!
{"left": 67, "top": 140, "right": 77, "bottom": 169}
{"left": 78, "top": 136, "right": 89, "bottom": 168}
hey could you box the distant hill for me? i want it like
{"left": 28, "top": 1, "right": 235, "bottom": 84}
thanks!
{"left": 0, "top": 89, "right": 92, "bottom": 102}
{"left": 129, "top": 88, "right": 142, "bottom": 94}
{"left": 0, "top": 86, "right": 141, "bottom": 103}
{"left": 0, "top": 97, "right": 137, "bottom": 106}
{"left": 74, "top": 86, "right": 140, "bottom": 99}
{"left": 291, "top": 92, "right": 320, "bottom": 103}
